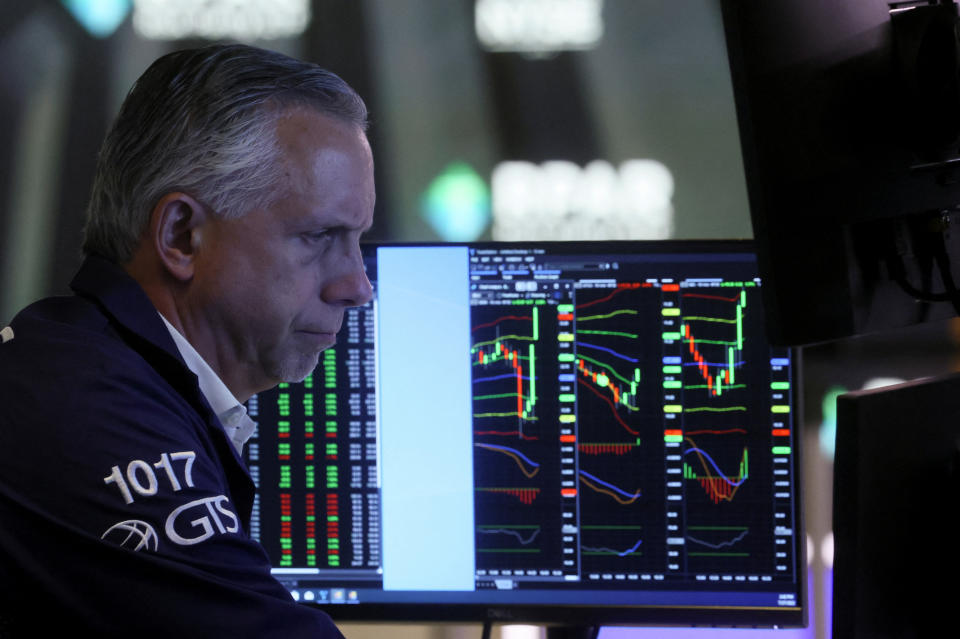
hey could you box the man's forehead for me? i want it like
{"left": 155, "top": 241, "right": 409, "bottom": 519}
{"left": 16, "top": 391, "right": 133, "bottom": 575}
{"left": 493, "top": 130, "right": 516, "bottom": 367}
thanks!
{"left": 280, "top": 168, "right": 375, "bottom": 232}
{"left": 268, "top": 107, "right": 374, "bottom": 228}
{"left": 277, "top": 113, "right": 370, "bottom": 177}
{"left": 275, "top": 107, "right": 368, "bottom": 152}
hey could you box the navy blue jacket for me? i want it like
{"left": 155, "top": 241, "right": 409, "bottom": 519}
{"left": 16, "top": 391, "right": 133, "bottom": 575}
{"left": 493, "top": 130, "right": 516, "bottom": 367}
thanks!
{"left": 0, "top": 256, "right": 343, "bottom": 637}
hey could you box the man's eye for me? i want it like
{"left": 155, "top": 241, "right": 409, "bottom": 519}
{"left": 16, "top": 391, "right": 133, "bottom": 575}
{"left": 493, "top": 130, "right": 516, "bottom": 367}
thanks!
{"left": 304, "top": 230, "right": 332, "bottom": 243}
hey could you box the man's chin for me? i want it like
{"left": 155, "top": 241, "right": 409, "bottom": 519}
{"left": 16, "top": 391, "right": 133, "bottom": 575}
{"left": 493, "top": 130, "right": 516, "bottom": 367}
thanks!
{"left": 271, "top": 352, "right": 323, "bottom": 386}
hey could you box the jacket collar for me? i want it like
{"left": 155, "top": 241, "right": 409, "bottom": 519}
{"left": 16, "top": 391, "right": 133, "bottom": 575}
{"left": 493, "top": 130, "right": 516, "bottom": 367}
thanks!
{"left": 69, "top": 254, "right": 183, "bottom": 365}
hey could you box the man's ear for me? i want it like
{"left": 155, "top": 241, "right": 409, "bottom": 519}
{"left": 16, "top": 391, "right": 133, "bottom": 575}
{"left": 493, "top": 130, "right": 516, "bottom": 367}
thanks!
{"left": 149, "top": 192, "right": 210, "bottom": 282}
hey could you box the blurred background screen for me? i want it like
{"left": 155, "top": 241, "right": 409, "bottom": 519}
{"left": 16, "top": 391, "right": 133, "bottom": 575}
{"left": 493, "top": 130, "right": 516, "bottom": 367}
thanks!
{"left": 0, "top": 0, "right": 751, "bottom": 321}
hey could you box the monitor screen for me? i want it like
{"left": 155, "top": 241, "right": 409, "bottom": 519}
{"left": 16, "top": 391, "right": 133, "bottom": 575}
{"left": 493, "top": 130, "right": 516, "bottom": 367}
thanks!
{"left": 834, "top": 372, "right": 960, "bottom": 638}
{"left": 244, "top": 240, "right": 804, "bottom": 627}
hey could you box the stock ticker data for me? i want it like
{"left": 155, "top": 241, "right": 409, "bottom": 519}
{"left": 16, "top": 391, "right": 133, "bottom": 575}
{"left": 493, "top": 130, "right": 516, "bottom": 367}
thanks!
{"left": 243, "top": 242, "right": 801, "bottom": 614}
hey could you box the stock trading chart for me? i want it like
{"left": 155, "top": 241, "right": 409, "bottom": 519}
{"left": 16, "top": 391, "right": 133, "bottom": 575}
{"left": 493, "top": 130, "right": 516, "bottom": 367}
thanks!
{"left": 244, "top": 242, "right": 800, "bottom": 614}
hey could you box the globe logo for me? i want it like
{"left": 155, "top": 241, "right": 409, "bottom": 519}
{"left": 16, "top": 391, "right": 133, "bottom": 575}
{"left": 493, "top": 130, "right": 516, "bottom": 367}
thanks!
{"left": 102, "top": 520, "right": 159, "bottom": 552}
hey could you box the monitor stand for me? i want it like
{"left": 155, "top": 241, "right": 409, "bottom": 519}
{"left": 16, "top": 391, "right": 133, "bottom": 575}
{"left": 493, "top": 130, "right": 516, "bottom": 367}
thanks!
{"left": 480, "top": 623, "right": 599, "bottom": 639}
{"left": 545, "top": 625, "right": 599, "bottom": 639}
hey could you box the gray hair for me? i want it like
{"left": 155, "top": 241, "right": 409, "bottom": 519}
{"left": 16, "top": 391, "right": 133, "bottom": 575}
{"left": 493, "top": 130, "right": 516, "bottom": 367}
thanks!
{"left": 82, "top": 43, "right": 368, "bottom": 263}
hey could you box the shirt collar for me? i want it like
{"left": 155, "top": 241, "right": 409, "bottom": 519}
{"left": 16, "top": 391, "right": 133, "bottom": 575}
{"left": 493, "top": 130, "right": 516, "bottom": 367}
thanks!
{"left": 158, "top": 314, "right": 257, "bottom": 454}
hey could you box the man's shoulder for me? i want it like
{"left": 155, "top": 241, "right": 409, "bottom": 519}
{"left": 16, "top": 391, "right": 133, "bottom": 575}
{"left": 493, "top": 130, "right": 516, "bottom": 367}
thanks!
{"left": 2, "top": 255, "right": 175, "bottom": 362}
{"left": 7, "top": 292, "right": 109, "bottom": 336}
{"left": 2, "top": 293, "right": 158, "bottom": 390}
{"left": 0, "top": 292, "right": 201, "bottom": 444}
{"left": 3, "top": 292, "right": 123, "bottom": 358}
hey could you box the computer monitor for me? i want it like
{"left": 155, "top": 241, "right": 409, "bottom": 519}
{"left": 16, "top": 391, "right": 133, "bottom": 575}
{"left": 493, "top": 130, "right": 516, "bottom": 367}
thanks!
{"left": 833, "top": 372, "right": 960, "bottom": 638}
{"left": 244, "top": 240, "right": 805, "bottom": 629}
{"left": 721, "top": 0, "right": 960, "bottom": 346}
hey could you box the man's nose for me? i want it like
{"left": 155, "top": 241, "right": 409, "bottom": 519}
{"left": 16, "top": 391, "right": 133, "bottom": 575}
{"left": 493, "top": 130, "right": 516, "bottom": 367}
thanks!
{"left": 322, "top": 250, "right": 373, "bottom": 307}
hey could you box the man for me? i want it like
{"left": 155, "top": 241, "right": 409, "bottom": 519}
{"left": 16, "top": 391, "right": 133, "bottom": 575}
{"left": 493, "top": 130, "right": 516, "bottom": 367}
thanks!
{"left": 0, "top": 44, "right": 373, "bottom": 636}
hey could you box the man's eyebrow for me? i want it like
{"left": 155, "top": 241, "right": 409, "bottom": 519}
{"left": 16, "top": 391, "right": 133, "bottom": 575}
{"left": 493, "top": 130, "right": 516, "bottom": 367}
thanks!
{"left": 336, "top": 218, "right": 372, "bottom": 234}
{"left": 297, "top": 209, "right": 368, "bottom": 231}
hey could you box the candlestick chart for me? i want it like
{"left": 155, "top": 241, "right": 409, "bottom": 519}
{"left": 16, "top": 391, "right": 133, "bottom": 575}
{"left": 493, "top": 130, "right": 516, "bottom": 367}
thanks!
{"left": 574, "top": 284, "right": 665, "bottom": 573}
{"left": 668, "top": 283, "right": 779, "bottom": 575}
{"left": 470, "top": 301, "right": 566, "bottom": 572}
{"left": 471, "top": 306, "right": 544, "bottom": 433}
{"left": 678, "top": 288, "right": 748, "bottom": 402}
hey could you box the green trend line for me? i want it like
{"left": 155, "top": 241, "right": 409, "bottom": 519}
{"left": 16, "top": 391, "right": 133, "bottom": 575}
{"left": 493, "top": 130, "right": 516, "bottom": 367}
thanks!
{"left": 471, "top": 353, "right": 530, "bottom": 365}
{"left": 577, "top": 329, "right": 639, "bottom": 339}
{"left": 578, "top": 309, "right": 638, "bottom": 322}
{"left": 682, "top": 338, "right": 738, "bottom": 346}
{"left": 474, "top": 393, "right": 532, "bottom": 401}
{"left": 685, "top": 406, "right": 747, "bottom": 413}
{"left": 473, "top": 334, "right": 536, "bottom": 349}
{"left": 474, "top": 412, "right": 540, "bottom": 420}
{"left": 682, "top": 315, "right": 737, "bottom": 324}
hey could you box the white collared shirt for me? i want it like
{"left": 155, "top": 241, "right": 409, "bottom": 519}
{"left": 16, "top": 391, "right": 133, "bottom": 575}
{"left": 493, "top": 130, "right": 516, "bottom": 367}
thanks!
{"left": 159, "top": 314, "right": 257, "bottom": 454}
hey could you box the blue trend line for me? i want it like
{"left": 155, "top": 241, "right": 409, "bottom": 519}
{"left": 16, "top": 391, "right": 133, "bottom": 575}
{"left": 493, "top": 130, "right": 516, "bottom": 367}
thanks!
{"left": 683, "top": 447, "right": 747, "bottom": 487}
{"left": 687, "top": 529, "right": 749, "bottom": 549}
{"left": 575, "top": 342, "right": 639, "bottom": 363}
{"left": 474, "top": 373, "right": 534, "bottom": 384}
{"left": 581, "top": 538, "right": 643, "bottom": 557}
{"left": 618, "top": 538, "right": 643, "bottom": 556}
{"left": 476, "top": 443, "right": 541, "bottom": 468}
{"left": 579, "top": 470, "right": 641, "bottom": 499}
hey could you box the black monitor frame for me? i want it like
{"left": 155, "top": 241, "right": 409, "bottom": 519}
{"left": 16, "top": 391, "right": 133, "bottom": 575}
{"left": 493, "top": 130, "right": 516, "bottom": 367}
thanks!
{"left": 834, "top": 372, "right": 960, "bottom": 638}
